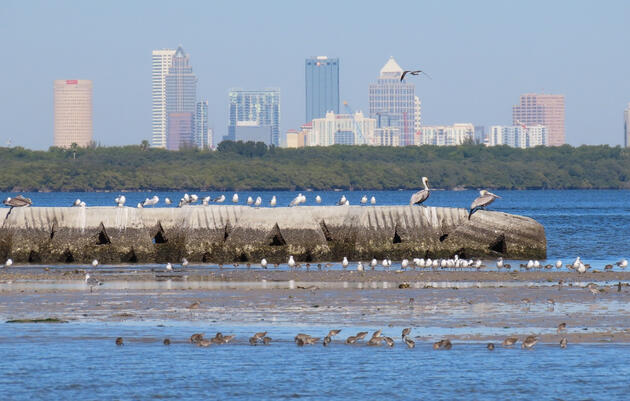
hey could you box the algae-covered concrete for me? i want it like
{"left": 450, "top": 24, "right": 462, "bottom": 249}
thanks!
{"left": 0, "top": 205, "right": 546, "bottom": 263}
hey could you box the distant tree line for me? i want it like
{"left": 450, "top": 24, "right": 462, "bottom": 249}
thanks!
{"left": 0, "top": 141, "right": 629, "bottom": 191}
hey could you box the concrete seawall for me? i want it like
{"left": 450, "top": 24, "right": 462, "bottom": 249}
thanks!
{"left": 0, "top": 206, "right": 546, "bottom": 263}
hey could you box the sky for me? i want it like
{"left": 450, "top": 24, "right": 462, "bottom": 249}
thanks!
{"left": 1, "top": 0, "right": 629, "bottom": 150}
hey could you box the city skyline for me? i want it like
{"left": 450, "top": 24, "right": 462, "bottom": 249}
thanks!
{"left": 2, "top": 0, "right": 630, "bottom": 150}
{"left": 53, "top": 79, "right": 93, "bottom": 148}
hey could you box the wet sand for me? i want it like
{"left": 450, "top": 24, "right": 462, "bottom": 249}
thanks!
{"left": 1, "top": 267, "right": 630, "bottom": 344}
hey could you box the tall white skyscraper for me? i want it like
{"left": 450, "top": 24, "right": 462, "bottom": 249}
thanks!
{"left": 151, "top": 49, "right": 175, "bottom": 148}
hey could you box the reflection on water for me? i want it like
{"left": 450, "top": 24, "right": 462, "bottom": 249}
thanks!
{"left": 0, "top": 323, "right": 629, "bottom": 400}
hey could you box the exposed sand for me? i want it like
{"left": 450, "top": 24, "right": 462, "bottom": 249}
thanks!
{"left": 1, "top": 267, "right": 629, "bottom": 343}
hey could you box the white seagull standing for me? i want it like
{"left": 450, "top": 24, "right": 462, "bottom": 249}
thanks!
{"left": 360, "top": 195, "right": 368, "bottom": 205}
{"left": 72, "top": 199, "right": 82, "bottom": 207}
{"left": 357, "top": 261, "right": 364, "bottom": 272}
{"left": 202, "top": 196, "right": 211, "bottom": 205}
{"left": 115, "top": 195, "right": 126, "bottom": 207}
{"left": 142, "top": 195, "right": 159, "bottom": 207}
{"left": 270, "top": 196, "right": 277, "bottom": 207}
{"left": 164, "top": 198, "right": 172, "bottom": 205}
{"left": 254, "top": 196, "right": 262, "bottom": 207}
{"left": 401, "top": 259, "right": 409, "bottom": 269}
{"left": 91, "top": 259, "right": 99, "bottom": 267}
{"left": 181, "top": 258, "right": 189, "bottom": 267}
{"left": 4, "top": 258, "right": 13, "bottom": 268}
{"left": 214, "top": 195, "right": 226, "bottom": 203}
{"left": 315, "top": 195, "right": 322, "bottom": 204}
{"left": 289, "top": 194, "right": 303, "bottom": 207}
{"left": 247, "top": 196, "right": 254, "bottom": 205}
{"left": 342, "top": 257, "right": 349, "bottom": 268}
{"left": 337, "top": 195, "right": 347, "bottom": 206}
{"left": 261, "top": 258, "right": 268, "bottom": 268}
{"left": 370, "top": 196, "right": 376, "bottom": 205}
{"left": 616, "top": 258, "right": 628, "bottom": 268}
{"left": 370, "top": 259, "right": 378, "bottom": 268}
{"left": 555, "top": 260, "right": 563, "bottom": 268}
{"left": 232, "top": 193, "right": 239, "bottom": 203}
{"left": 165, "top": 262, "right": 173, "bottom": 271}
{"left": 288, "top": 256, "right": 296, "bottom": 269}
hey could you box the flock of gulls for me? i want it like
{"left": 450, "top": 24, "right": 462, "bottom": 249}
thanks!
{"left": 3, "top": 177, "right": 501, "bottom": 218}
{"left": 112, "top": 324, "right": 571, "bottom": 351}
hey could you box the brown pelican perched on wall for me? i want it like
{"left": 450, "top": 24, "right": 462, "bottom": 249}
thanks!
{"left": 468, "top": 190, "right": 501, "bottom": 219}
{"left": 410, "top": 177, "right": 430, "bottom": 206}
{"left": 3, "top": 195, "right": 32, "bottom": 208}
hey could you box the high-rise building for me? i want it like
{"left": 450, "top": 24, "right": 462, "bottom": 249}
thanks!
{"left": 487, "top": 125, "right": 547, "bottom": 148}
{"left": 309, "top": 111, "right": 376, "bottom": 146}
{"left": 151, "top": 49, "right": 176, "bottom": 148}
{"left": 512, "top": 94, "right": 565, "bottom": 146}
{"left": 418, "top": 124, "right": 475, "bottom": 146}
{"left": 234, "top": 121, "right": 272, "bottom": 143}
{"left": 227, "top": 89, "right": 280, "bottom": 145}
{"left": 167, "top": 112, "right": 194, "bottom": 150}
{"left": 165, "top": 46, "right": 197, "bottom": 150}
{"left": 305, "top": 56, "right": 339, "bottom": 123}
{"left": 369, "top": 57, "right": 416, "bottom": 146}
{"left": 624, "top": 103, "right": 630, "bottom": 148}
{"left": 195, "top": 100, "right": 210, "bottom": 149}
{"left": 414, "top": 96, "right": 422, "bottom": 145}
{"left": 53, "top": 79, "right": 93, "bottom": 148}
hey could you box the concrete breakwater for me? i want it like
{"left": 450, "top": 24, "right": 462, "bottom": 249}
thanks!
{"left": 0, "top": 206, "right": 546, "bottom": 264}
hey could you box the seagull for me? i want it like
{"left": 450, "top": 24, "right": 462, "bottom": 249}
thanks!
{"left": 356, "top": 261, "right": 364, "bottom": 272}
{"left": 401, "top": 259, "right": 409, "bottom": 269}
{"left": 190, "top": 194, "right": 199, "bottom": 204}
{"left": 181, "top": 258, "right": 189, "bottom": 267}
{"left": 288, "top": 256, "right": 296, "bottom": 268}
{"left": 4, "top": 258, "right": 13, "bottom": 268}
{"left": 91, "top": 259, "right": 98, "bottom": 267}
{"left": 114, "top": 195, "right": 126, "bottom": 207}
{"left": 496, "top": 257, "right": 504, "bottom": 269}
{"left": 202, "top": 196, "right": 211, "bottom": 205}
{"left": 270, "top": 196, "right": 277, "bottom": 207}
{"left": 232, "top": 193, "right": 239, "bottom": 203}
{"left": 400, "top": 70, "right": 431, "bottom": 81}
{"left": 360, "top": 195, "right": 368, "bottom": 205}
{"left": 85, "top": 273, "right": 102, "bottom": 292}
{"left": 289, "top": 194, "right": 303, "bottom": 207}
{"left": 410, "top": 177, "right": 430, "bottom": 206}
{"left": 370, "top": 259, "right": 378, "bottom": 268}
{"left": 142, "top": 196, "right": 159, "bottom": 207}
{"left": 616, "top": 258, "right": 628, "bottom": 268}
{"left": 342, "top": 257, "right": 349, "bottom": 268}
{"left": 213, "top": 195, "right": 226, "bottom": 203}
{"left": 72, "top": 199, "right": 82, "bottom": 207}
{"left": 261, "top": 258, "right": 268, "bottom": 269}
{"left": 337, "top": 195, "right": 347, "bottom": 205}
{"left": 137, "top": 203, "right": 143, "bottom": 208}
{"left": 80, "top": 201, "right": 86, "bottom": 207}
{"left": 370, "top": 196, "right": 376, "bottom": 205}
{"left": 164, "top": 197, "right": 172, "bottom": 205}
{"left": 247, "top": 196, "right": 253, "bottom": 205}
{"left": 468, "top": 190, "right": 501, "bottom": 219}
{"left": 298, "top": 193, "right": 306, "bottom": 204}
{"left": 315, "top": 195, "right": 322, "bottom": 204}
{"left": 254, "top": 196, "right": 262, "bottom": 207}
{"left": 555, "top": 260, "right": 563, "bottom": 269}
{"left": 183, "top": 193, "right": 190, "bottom": 204}
{"left": 166, "top": 262, "right": 173, "bottom": 271}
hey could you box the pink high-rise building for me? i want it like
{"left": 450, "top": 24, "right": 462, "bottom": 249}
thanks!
{"left": 512, "top": 94, "right": 565, "bottom": 146}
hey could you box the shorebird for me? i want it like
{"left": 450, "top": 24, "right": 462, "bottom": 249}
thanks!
{"left": 115, "top": 337, "right": 124, "bottom": 346}
{"left": 72, "top": 199, "right": 82, "bottom": 207}
{"left": 289, "top": 194, "right": 303, "bottom": 207}
{"left": 163, "top": 338, "right": 171, "bottom": 346}
{"left": 487, "top": 343, "right": 495, "bottom": 350}
{"left": 213, "top": 194, "right": 226, "bottom": 203}
{"left": 403, "top": 336, "right": 415, "bottom": 349}
{"left": 400, "top": 70, "right": 431, "bottom": 81}
{"left": 370, "top": 196, "right": 376, "bottom": 205}
{"left": 270, "top": 196, "right": 277, "bottom": 207}
{"left": 315, "top": 195, "right": 322, "bottom": 204}
{"left": 555, "top": 260, "right": 563, "bottom": 269}
{"left": 247, "top": 196, "right": 254, "bottom": 205}
{"left": 345, "top": 335, "right": 358, "bottom": 344}
{"left": 262, "top": 336, "right": 272, "bottom": 345}
{"left": 4, "top": 258, "right": 13, "bottom": 268}
{"left": 181, "top": 258, "right": 189, "bottom": 267}
{"left": 410, "top": 177, "right": 430, "bottom": 206}
{"left": 502, "top": 337, "right": 518, "bottom": 347}
{"left": 342, "top": 257, "right": 349, "bottom": 268}
{"left": 323, "top": 336, "right": 332, "bottom": 346}
{"left": 433, "top": 339, "right": 452, "bottom": 350}
{"left": 360, "top": 195, "right": 368, "bottom": 205}
{"left": 560, "top": 337, "right": 568, "bottom": 349}
{"left": 327, "top": 329, "right": 341, "bottom": 337}
{"left": 468, "top": 190, "right": 501, "bottom": 219}
{"left": 187, "top": 301, "right": 200, "bottom": 310}
{"left": 261, "top": 258, "right": 268, "bottom": 268}
{"left": 402, "top": 328, "right": 412, "bottom": 338}
{"left": 367, "top": 336, "right": 383, "bottom": 346}
{"left": 202, "top": 196, "right": 210, "bottom": 205}
{"left": 401, "top": 259, "right": 409, "bottom": 269}
{"left": 383, "top": 336, "right": 395, "bottom": 347}
{"left": 288, "top": 256, "right": 296, "bottom": 268}
{"left": 85, "top": 273, "right": 102, "bottom": 292}
{"left": 164, "top": 197, "right": 172, "bottom": 205}
{"left": 522, "top": 335, "right": 538, "bottom": 349}
{"left": 616, "top": 258, "right": 628, "bottom": 268}
{"left": 114, "top": 195, "right": 126, "bottom": 207}
{"left": 197, "top": 339, "right": 212, "bottom": 347}
{"left": 142, "top": 196, "right": 159, "bottom": 207}
{"left": 355, "top": 331, "right": 368, "bottom": 340}
{"left": 370, "top": 259, "right": 378, "bottom": 269}
{"left": 232, "top": 193, "right": 239, "bottom": 203}
{"left": 91, "top": 259, "right": 98, "bottom": 267}
{"left": 254, "top": 196, "right": 262, "bottom": 207}
{"left": 356, "top": 261, "right": 364, "bottom": 272}
{"left": 189, "top": 333, "right": 204, "bottom": 344}
{"left": 166, "top": 262, "right": 173, "bottom": 271}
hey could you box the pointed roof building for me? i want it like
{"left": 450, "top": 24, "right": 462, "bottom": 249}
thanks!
{"left": 379, "top": 57, "right": 403, "bottom": 79}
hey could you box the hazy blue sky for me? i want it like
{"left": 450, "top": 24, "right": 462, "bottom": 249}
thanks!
{"left": 1, "top": 0, "right": 629, "bottom": 150}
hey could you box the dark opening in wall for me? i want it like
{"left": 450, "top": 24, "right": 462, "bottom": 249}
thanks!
{"left": 439, "top": 233, "right": 449, "bottom": 242}
{"left": 153, "top": 222, "right": 167, "bottom": 244}
{"left": 63, "top": 249, "right": 74, "bottom": 263}
{"left": 96, "top": 223, "right": 111, "bottom": 245}
{"left": 393, "top": 227, "right": 402, "bottom": 244}
{"left": 28, "top": 250, "right": 40, "bottom": 263}
{"left": 126, "top": 248, "right": 138, "bottom": 263}
{"left": 488, "top": 234, "right": 507, "bottom": 254}
{"left": 268, "top": 223, "right": 287, "bottom": 246}
{"left": 223, "top": 222, "right": 232, "bottom": 242}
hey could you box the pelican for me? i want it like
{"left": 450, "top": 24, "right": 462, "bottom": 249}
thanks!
{"left": 261, "top": 258, "right": 268, "bottom": 268}
{"left": 288, "top": 255, "right": 296, "bottom": 268}
{"left": 72, "top": 199, "right": 82, "bottom": 207}
{"left": 270, "top": 196, "right": 277, "bottom": 207}
{"left": 360, "top": 195, "right": 368, "bottom": 205}
{"left": 91, "top": 259, "right": 98, "bottom": 267}
{"left": 357, "top": 261, "right": 364, "bottom": 272}
{"left": 213, "top": 194, "right": 226, "bottom": 203}
{"left": 114, "top": 195, "right": 126, "bottom": 207}
{"left": 337, "top": 195, "right": 347, "bottom": 205}
{"left": 165, "top": 197, "right": 172, "bottom": 205}
{"left": 555, "top": 260, "right": 563, "bottom": 269}
{"left": 3, "top": 195, "right": 32, "bottom": 208}
{"left": 410, "top": 177, "right": 430, "bottom": 206}
{"left": 342, "top": 257, "right": 349, "bottom": 268}
{"left": 370, "top": 196, "right": 376, "bottom": 205}
{"left": 85, "top": 273, "right": 102, "bottom": 292}
{"left": 232, "top": 194, "right": 239, "bottom": 203}
{"left": 468, "top": 190, "right": 501, "bottom": 219}
{"left": 166, "top": 262, "right": 173, "bottom": 271}
{"left": 616, "top": 258, "right": 628, "bottom": 268}
{"left": 202, "top": 196, "right": 210, "bottom": 205}
{"left": 315, "top": 195, "right": 322, "bottom": 204}
{"left": 247, "top": 196, "right": 254, "bottom": 205}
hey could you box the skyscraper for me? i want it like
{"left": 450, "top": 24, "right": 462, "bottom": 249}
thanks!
{"left": 369, "top": 57, "right": 416, "bottom": 146}
{"left": 227, "top": 89, "right": 280, "bottom": 145}
{"left": 305, "top": 56, "right": 339, "bottom": 123}
{"left": 165, "top": 46, "right": 197, "bottom": 150}
{"left": 53, "top": 79, "right": 93, "bottom": 148}
{"left": 624, "top": 103, "right": 630, "bottom": 148}
{"left": 195, "top": 100, "right": 210, "bottom": 149}
{"left": 151, "top": 49, "right": 175, "bottom": 148}
{"left": 512, "top": 94, "right": 565, "bottom": 146}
